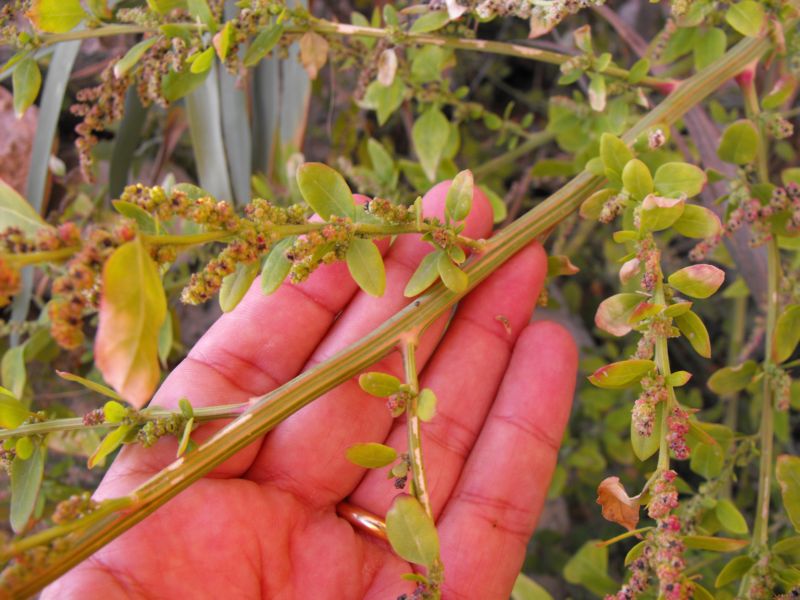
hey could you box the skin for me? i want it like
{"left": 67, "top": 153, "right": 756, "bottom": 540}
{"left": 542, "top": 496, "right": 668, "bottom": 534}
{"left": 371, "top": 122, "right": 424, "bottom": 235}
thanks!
{"left": 43, "top": 182, "right": 578, "bottom": 600}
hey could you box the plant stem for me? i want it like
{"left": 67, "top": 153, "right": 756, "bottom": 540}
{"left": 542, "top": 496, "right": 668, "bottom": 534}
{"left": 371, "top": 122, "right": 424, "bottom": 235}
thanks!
{"left": 653, "top": 277, "right": 674, "bottom": 473}
{"left": 4, "top": 247, "right": 80, "bottom": 267}
{"left": 141, "top": 230, "right": 234, "bottom": 246}
{"left": 472, "top": 131, "right": 555, "bottom": 180}
{"left": 752, "top": 239, "right": 780, "bottom": 550}
{"left": 401, "top": 337, "right": 433, "bottom": 519}
{"left": 0, "top": 403, "right": 247, "bottom": 440}
{"left": 3, "top": 33, "right": 771, "bottom": 597}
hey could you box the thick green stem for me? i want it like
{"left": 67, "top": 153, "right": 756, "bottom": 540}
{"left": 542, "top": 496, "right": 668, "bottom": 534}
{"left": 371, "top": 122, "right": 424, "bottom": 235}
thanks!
{"left": 0, "top": 403, "right": 246, "bottom": 441}
{"left": 3, "top": 33, "right": 771, "bottom": 597}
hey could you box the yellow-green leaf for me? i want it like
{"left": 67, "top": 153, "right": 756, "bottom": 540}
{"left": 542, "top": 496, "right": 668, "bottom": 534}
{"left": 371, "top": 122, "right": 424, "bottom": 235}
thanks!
{"left": 346, "top": 442, "right": 398, "bottom": 468}
{"left": 346, "top": 238, "right": 386, "bottom": 297}
{"left": 26, "top": 0, "right": 87, "bottom": 33}
{"left": 261, "top": 237, "right": 294, "bottom": 295}
{"left": 773, "top": 305, "right": 800, "bottom": 364}
{"left": 589, "top": 359, "right": 655, "bottom": 389}
{"left": 189, "top": 46, "right": 215, "bottom": 74}
{"left": 437, "top": 252, "right": 467, "bottom": 293}
{"left": 715, "top": 555, "right": 754, "bottom": 588}
{"left": 413, "top": 107, "right": 450, "bottom": 181}
{"left": 358, "top": 372, "right": 401, "bottom": 397}
{"left": 653, "top": 162, "right": 707, "bottom": 198}
{"left": 417, "top": 388, "right": 437, "bottom": 422}
{"left": 599, "top": 133, "right": 633, "bottom": 188}
{"left": 404, "top": 250, "right": 442, "bottom": 297}
{"left": 0, "top": 179, "right": 47, "bottom": 234}
{"left": 56, "top": 370, "right": 122, "bottom": 400}
{"left": 725, "top": 1, "right": 765, "bottom": 37}
{"left": 682, "top": 535, "right": 749, "bottom": 552}
{"left": 511, "top": 572, "right": 554, "bottom": 600}
{"left": 296, "top": 162, "right": 356, "bottom": 220}
{"left": 675, "top": 310, "right": 712, "bottom": 358}
{"left": 707, "top": 361, "right": 757, "bottom": 395}
{"left": 219, "top": 261, "right": 259, "bottom": 313}
{"left": 177, "top": 417, "right": 194, "bottom": 457}
{"left": 2, "top": 345, "right": 25, "bottom": 399}
{"left": 777, "top": 454, "right": 800, "bottom": 532}
{"left": 410, "top": 11, "right": 449, "bottom": 34}
{"left": 12, "top": 58, "right": 41, "bottom": 118}
{"left": 672, "top": 204, "right": 723, "bottom": 239}
{"left": 103, "top": 400, "right": 128, "bottom": 423}
{"left": 114, "top": 38, "right": 158, "bottom": 78}
{"left": 95, "top": 237, "right": 167, "bottom": 408}
{"left": 718, "top": 120, "right": 759, "bottom": 165}
{"left": 0, "top": 389, "right": 31, "bottom": 429}
{"left": 386, "top": 495, "right": 440, "bottom": 567}
{"left": 243, "top": 23, "right": 283, "bottom": 68}
{"left": 668, "top": 264, "right": 725, "bottom": 299}
{"left": 621, "top": 159, "right": 653, "bottom": 201}
{"left": 10, "top": 442, "right": 44, "bottom": 532}
{"left": 88, "top": 424, "right": 132, "bottom": 469}
{"left": 445, "top": 169, "right": 474, "bottom": 222}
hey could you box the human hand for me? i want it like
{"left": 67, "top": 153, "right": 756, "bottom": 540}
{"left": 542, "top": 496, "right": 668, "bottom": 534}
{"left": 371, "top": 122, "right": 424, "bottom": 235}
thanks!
{"left": 43, "top": 182, "right": 578, "bottom": 599}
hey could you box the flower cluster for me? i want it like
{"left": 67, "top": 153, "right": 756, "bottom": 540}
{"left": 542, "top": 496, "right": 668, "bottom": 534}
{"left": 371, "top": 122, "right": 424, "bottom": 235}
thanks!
{"left": 285, "top": 217, "right": 356, "bottom": 285}
{"left": 136, "top": 413, "right": 187, "bottom": 447}
{"left": 631, "top": 375, "right": 667, "bottom": 437}
{"left": 666, "top": 405, "right": 690, "bottom": 460}
{"left": 49, "top": 223, "right": 135, "bottom": 349}
{"left": 51, "top": 493, "right": 98, "bottom": 526}
{"left": 71, "top": 65, "right": 132, "bottom": 182}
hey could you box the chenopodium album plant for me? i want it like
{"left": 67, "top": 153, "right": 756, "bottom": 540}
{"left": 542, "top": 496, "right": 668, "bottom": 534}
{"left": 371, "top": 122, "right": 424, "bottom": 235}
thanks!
{"left": 0, "top": 0, "right": 800, "bottom": 598}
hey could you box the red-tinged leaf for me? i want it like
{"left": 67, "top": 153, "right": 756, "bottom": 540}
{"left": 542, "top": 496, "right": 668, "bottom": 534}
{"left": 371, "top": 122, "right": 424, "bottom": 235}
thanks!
{"left": 95, "top": 237, "right": 167, "bottom": 408}
{"left": 668, "top": 264, "right": 725, "bottom": 299}
{"left": 589, "top": 359, "right": 655, "bottom": 389}
{"left": 595, "top": 293, "right": 641, "bottom": 337}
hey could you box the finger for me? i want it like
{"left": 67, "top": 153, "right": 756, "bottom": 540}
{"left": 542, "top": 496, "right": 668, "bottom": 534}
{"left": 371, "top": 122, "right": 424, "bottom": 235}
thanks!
{"left": 247, "top": 182, "right": 495, "bottom": 507}
{"left": 436, "top": 321, "right": 577, "bottom": 599}
{"left": 97, "top": 197, "right": 381, "bottom": 495}
{"left": 348, "top": 242, "right": 547, "bottom": 517}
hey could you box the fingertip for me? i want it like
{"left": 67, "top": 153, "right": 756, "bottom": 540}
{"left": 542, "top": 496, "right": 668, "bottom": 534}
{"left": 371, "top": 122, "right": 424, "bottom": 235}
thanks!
{"left": 518, "top": 319, "right": 579, "bottom": 368}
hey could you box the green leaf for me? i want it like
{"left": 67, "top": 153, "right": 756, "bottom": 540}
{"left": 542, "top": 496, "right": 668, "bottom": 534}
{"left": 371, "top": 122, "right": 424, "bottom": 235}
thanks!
{"left": 386, "top": 495, "right": 440, "bottom": 567}
{"left": 15, "top": 436, "right": 34, "bottom": 460}
{"left": 362, "top": 79, "right": 405, "bottom": 126}
{"left": 663, "top": 301, "right": 693, "bottom": 318}
{"left": 346, "top": 442, "right": 398, "bottom": 468}
{"left": 177, "top": 417, "right": 194, "bottom": 457}
{"left": 112, "top": 200, "right": 156, "bottom": 233}
{"left": 624, "top": 540, "right": 647, "bottom": 566}
{"left": 359, "top": 372, "right": 401, "bottom": 397}
{"left": 26, "top": 0, "right": 87, "bottom": 33}
{"left": 1, "top": 345, "right": 25, "bottom": 399}
{"left": 480, "top": 185, "right": 507, "bottom": 223}
{"left": 161, "top": 67, "right": 209, "bottom": 103}
{"left": 579, "top": 188, "right": 615, "bottom": 220}
{"left": 12, "top": 58, "right": 41, "bottom": 118}
{"left": 445, "top": 170, "right": 474, "bottom": 222}
{"left": 243, "top": 23, "right": 284, "bottom": 67}
{"left": 186, "top": 0, "right": 216, "bottom": 31}
{"left": 693, "top": 27, "right": 726, "bottom": 71}
{"left": 725, "top": 1, "right": 765, "bottom": 37}
{"left": 640, "top": 195, "right": 685, "bottom": 232}
{"left": 219, "top": 261, "right": 259, "bottom": 313}
{"left": 627, "top": 59, "right": 650, "bottom": 84}
{"left": 621, "top": 159, "right": 653, "bottom": 201}
{"left": 547, "top": 255, "right": 579, "bottom": 277}
{"left": 562, "top": 541, "right": 618, "bottom": 597}
{"left": 707, "top": 361, "right": 757, "bottom": 395}
{"left": 0, "top": 390, "right": 31, "bottom": 428}
{"left": 56, "top": 370, "right": 122, "bottom": 400}
{"left": 114, "top": 38, "right": 158, "bottom": 78}
{"left": 367, "top": 138, "right": 397, "bottom": 187}
{"left": 437, "top": 252, "right": 468, "bottom": 293}
{"left": 190, "top": 47, "right": 215, "bottom": 74}
{"left": 666, "top": 371, "right": 692, "bottom": 387}
{"left": 296, "top": 163, "right": 356, "bottom": 220}
{"left": 672, "top": 204, "right": 723, "bottom": 238}
{"left": 631, "top": 401, "right": 663, "bottom": 461}
{"left": 404, "top": 251, "right": 443, "bottom": 297}
{"left": 653, "top": 162, "right": 707, "bottom": 198}
{"left": 715, "top": 555, "right": 755, "bottom": 587}
{"left": 213, "top": 21, "right": 233, "bottom": 60}
{"left": 715, "top": 498, "right": 749, "bottom": 535}
{"left": 417, "top": 388, "right": 437, "bottom": 422}
{"left": 589, "top": 359, "right": 655, "bottom": 389}
{"left": 777, "top": 454, "right": 800, "bottom": 532}
{"left": 157, "top": 310, "right": 173, "bottom": 366}
{"left": 10, "top": 442, "right": 45, "bottom": 532}
{"left": 773, "top": 536, "right": 800, "bottom": 557}
{"left": 675, "top": 310, "right": 712, "bottom": 358}
{"left": 682, "top": 535, "right": 749, "bottom": 552}
{"left": 668, "top": 264, "right": 725, "bottom": 299}
{"left": 261, "top": 237, "right": 294, "bottom": 295}
{"left": 103, "top": 400, "right": 128, "bottom": 423}
{"left": 773, "top": 305, "right": 800, "bottom": 364}
{"left": 88, "top": 424, "right": 133, "bottom": 469}
{"left": 0, "top": 179, "right": 47, "bottom": 234}
{"left": 588, "top": 74, "right": 607, "bottom": 112}
{"left": 412, "top": 107, "right": 450, "bottom": 182}
{"left": 511, "top": 573, "right": 554, "bottom": 600}
{"left": 410, "top": 11, "right": 449, "bottom": 34}
{"left": 147, "top": 0, "right": 186, "bottom": 14}
{"left": 346, "top": 238, "right": 386, "bottom": 297}
{"left": 599, "top": 133, "right": 633, "bottom": 188}
{"left": 94, "top": 237, "right": 167, "bottom": 408}
{"left": 718, "top": 120, "right": 759, "bottom": 165}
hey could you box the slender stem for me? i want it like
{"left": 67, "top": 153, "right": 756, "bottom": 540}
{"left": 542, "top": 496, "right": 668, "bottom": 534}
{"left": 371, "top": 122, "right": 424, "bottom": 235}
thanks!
{"left": 401, "top": 337, "right": 433, "bottom": 519}
{"left": 0, "top": 403, "right": 247, "bottom": 440}
{"left": 653, "top": 278, "right": 674, "bottom": 473}
{"left": 472, "top": 132, "right": 555, "bottom": 180}
{"left": 141, "top": 230, "right": 234, "bottom": 246}
{"left": 753, "top": 239, "right": 780, "bottom": 549}
{"left": 4, "top": 247, "right": 80, "bottom": 267}
{"left": 596, "top": 527, "right": 654, "bottom": 548}
{"left": 3, "top": 33, "right": 771, "bottom": 597}
{"left": 722, "top": 295, "right": 747, "bottom": 498}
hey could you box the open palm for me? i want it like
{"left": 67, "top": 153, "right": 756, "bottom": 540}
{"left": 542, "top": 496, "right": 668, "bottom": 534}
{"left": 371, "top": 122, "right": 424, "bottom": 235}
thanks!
{"left": 43, "top": 183, "right": 577, "bottom": 599}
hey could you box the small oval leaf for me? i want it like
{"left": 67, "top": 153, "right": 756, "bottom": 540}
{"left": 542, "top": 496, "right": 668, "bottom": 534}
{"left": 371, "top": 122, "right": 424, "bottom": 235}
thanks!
{"left": 346, "top": 238, "right": 386, "bottom": 297}
{"left": 385, "top": 495, "right": 440, "bottom": 567}
{"left": 346, "top": 442, "right": 398, "bottom": 468}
